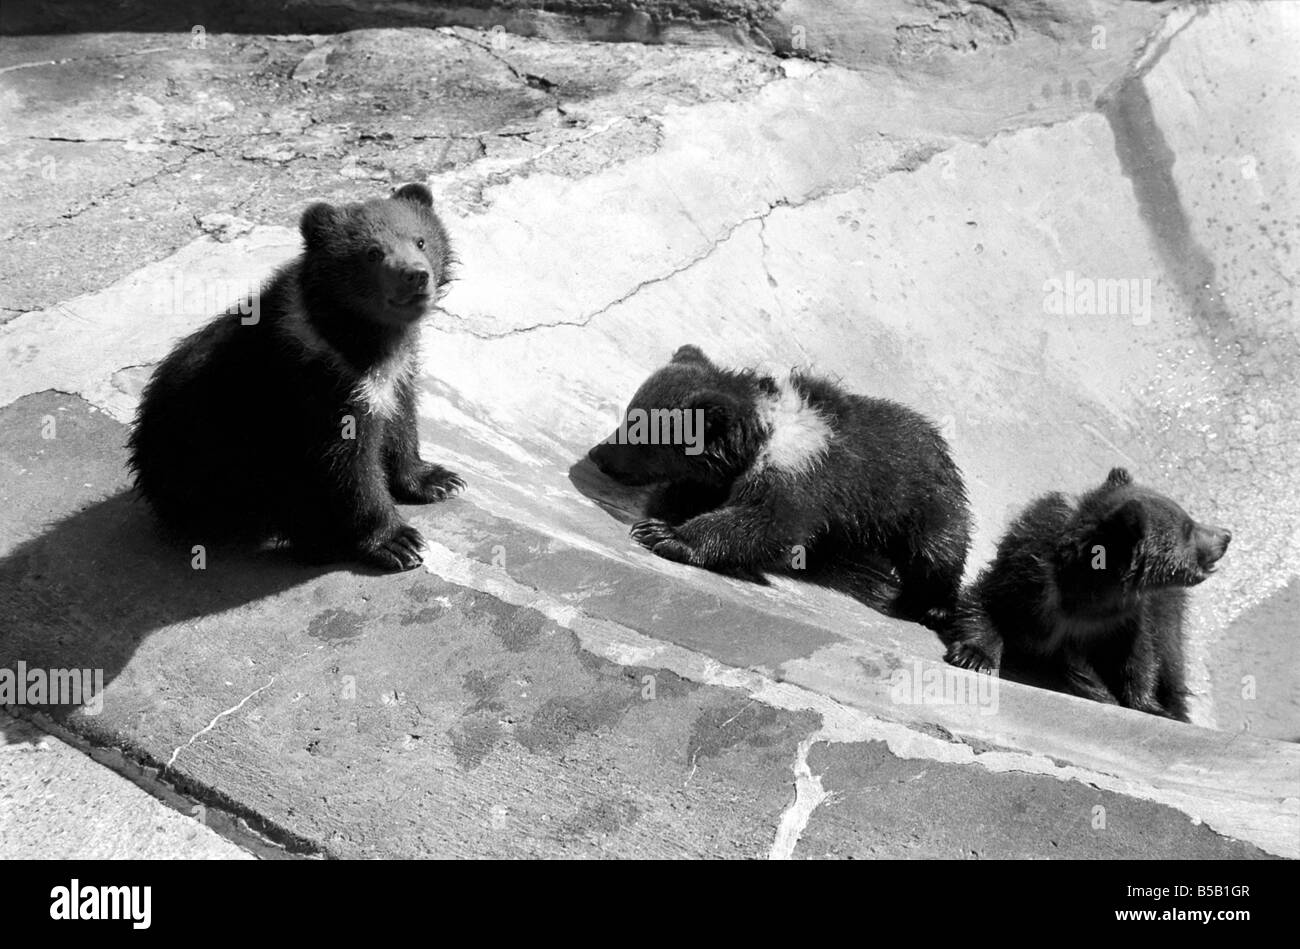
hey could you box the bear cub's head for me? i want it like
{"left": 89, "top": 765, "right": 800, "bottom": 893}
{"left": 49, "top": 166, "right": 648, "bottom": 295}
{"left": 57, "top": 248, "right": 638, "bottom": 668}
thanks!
{"left": 1063, "top": 467, "right": 1231, "bottom": 589}
{"left": 300, "top": 182, "right": 452, "bottom": 327}
{"left": 588, "top": 345, "right": 754, "bottom": 487}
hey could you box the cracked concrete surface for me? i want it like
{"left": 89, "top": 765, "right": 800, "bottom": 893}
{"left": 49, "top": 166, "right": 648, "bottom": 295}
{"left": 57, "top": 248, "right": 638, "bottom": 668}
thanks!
{"left": 165, "top": 677, "right": 276, "bottom": 769}
{"left": 0, "top": 710, "right": 252, "bottom": 859}
{"left": 1, "top": 1, "right": 1297, "bottom": 858}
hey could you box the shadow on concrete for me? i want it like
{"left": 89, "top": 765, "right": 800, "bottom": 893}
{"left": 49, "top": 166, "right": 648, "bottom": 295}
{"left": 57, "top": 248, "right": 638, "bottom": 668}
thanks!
{"left": 0, "top": 488, "right": 338, "bottom": 720}
{"left": 565, "top": 455, "right": 648, "bottom": 527}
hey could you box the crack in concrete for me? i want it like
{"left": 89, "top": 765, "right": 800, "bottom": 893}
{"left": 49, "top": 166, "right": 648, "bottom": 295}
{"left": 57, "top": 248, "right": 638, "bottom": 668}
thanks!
{"left": 445, "top": 192, "right": 844, "bottom": 340}
{"left": 769, "top": 732, "right": 829, "bottom": 859}
{"left": 438, "top": 27, "right": 560, "bottom": 102}
{"left": 1095, "top": 5, "right": 1200, "bottom": 107}
{"left": 0, "top": 45, "right": 172, "bottom": 75}
{"left": 14, "top": 706, "right": 319, "bottom": 857}
{"left": 1, "top": 146, "right": 208, "bottom": 239}
{"left": 451, "top": 207, "right": 771, "bottom": 340}
{"left": 755, "top": 213, "right": 814, "bottom": 366}
{"left": 23, "top": 135, "right": 129, "bottom": 144}
{"left": 164, "top": 677, "right": 275, "bottom": 770}
{"left": 443, "top": 164, "right": 921, "bottom": 341}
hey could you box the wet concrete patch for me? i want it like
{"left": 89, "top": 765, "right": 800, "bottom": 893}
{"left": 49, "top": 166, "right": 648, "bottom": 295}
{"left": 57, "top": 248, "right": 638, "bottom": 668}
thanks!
{"left": 461, "top": 669, "right": 506, "bottom": 713}
{"left": 795, "top": 741, "right": 1273, "bottom": 859}
{"left": 306, "top": 609, "right": 365, "bottom": 642}
{"left": 448, "top": 713, "right": 504, "bottom": 769}
{"left": 469, "top": 598, "right": 551, "bottom": 652}
{"left": 516, "top": 690, "right": 635, "bottom": 754}
{"left": 556, "top": 796, "right": 642, "bottom": 842}
{"left": 688, "top": 700, "right": 807, "bottom": 761}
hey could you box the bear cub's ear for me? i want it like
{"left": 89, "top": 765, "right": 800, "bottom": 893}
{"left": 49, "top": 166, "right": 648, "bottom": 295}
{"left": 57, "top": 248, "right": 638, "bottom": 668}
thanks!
{"left": 688, "top": 389, "right": 738, "bottom": 440}
{"left": 393, "top": 183, "right": 434, "bottom": 207}
{"left": 300, "top": 202, "right": 340, "bottom": 250}
{"left": 1107, "top": 497, "right": 1148, "bottom": 539}
{"left": 1105, "top": 467, "right": 1133, "bottom": 488}
{"left": 672, "top": 344, "right": 712, "bottom": 367}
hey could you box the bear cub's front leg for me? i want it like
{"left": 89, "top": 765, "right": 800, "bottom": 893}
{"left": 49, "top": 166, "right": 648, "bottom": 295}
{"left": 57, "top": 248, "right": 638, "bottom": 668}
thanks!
{"left": 384, "top": 389, "right": 466, "bottom": 505}
{"left": 631, "top": 508, "right": 786, "bottom": 583}
{"left": 630, "top": 518, "right": 694, "bottom": 563}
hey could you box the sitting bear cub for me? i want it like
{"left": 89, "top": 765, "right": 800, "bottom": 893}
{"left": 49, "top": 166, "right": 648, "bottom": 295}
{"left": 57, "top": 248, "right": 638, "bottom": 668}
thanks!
{"left": 946, "top": 467, "right": 1231, "bottom": 721}
{"left": 128, "top": 183, "right": 464, "bottom": 571}
{"left": 587, "top": 345, "right": 972, "bottom": 632}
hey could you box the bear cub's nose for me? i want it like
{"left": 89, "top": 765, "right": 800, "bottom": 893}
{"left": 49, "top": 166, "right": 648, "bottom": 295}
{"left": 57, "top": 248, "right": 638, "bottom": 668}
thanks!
{"left": 1198, "top": 525, "right": 1232, "bottom": 566}
{"left": 402, "top": 266, "right": 430, "bottom": 289}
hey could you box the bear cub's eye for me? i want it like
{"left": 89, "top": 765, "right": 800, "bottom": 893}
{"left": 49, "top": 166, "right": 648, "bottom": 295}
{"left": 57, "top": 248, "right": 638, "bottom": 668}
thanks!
{"left": 416, "top": 237, "right": 426, "bottom": 250}
{"left": 366, "top": 246, "right": 383, "bottom": 263}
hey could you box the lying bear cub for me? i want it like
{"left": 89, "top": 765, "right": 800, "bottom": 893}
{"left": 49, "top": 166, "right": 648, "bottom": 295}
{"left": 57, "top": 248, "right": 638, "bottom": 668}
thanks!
{"left": 129, "top": 183, "right": 464, "bottom": 571}
{"left": 946, "top": 467, "right": 1231, "bottom": 721}
{"left": 587, "top": 345, "right": 972, "bottom": 632}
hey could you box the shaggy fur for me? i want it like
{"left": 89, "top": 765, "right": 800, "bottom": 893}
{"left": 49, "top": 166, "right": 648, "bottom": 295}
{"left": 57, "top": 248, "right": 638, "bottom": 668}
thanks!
{"left": 946, "top": 467, "right": 1231, "bottom": 721}
{"left": 587, "top": 344, "right": 972, "bottom": 631}
{"left": 128, "top": 183, "right": 464, "bottom": 571}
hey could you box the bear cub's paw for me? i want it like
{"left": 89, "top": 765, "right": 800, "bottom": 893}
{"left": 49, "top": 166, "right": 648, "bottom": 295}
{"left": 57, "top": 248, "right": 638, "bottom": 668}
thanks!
{"left": 391, "top": 464, "right": 466, "bottom": 505}
{"left": 944, "top": 641, "right": 997, "bottom": 674}
{"left": 361, "top": 522, "right": 427, "bottom": 572}
{"left": 630, "top": 518, "right": 693, "bottom": 563}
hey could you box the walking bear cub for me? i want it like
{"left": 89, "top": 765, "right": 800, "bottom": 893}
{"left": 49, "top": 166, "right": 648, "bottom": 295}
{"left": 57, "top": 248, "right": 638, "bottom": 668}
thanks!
{"left": 946, "top": 467, "right": 1231, "bottom": 721}
{"left": 587, "top": 345, "right": 972, "bottom": 631}
{"left": 129, "top": 183, "right": 464, "bottom": 571}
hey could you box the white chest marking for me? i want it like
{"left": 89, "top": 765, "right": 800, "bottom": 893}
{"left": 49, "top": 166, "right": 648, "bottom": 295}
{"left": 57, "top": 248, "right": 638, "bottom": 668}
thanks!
{"left": 279, "top": 288, "right": 416, "bottom": 420}
{"left": 755, "top": 375, "right": 831, "bottom": 476}
{"left": 353, "top": 354, "right": 415, "bottom": 419}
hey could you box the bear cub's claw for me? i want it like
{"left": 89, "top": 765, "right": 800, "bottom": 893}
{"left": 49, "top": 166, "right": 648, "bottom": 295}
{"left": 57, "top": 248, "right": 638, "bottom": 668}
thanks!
{"left": 630, "top": 518, "right": 693, "bottom": 563}
{"left": 945, "top": 641, "right": 997, "bottom": 674}
{"left": 393, "top": 464, "right": 466, "bottom": 505}
{"left": 363, "top": 523, "right": 427, "bottom": 571}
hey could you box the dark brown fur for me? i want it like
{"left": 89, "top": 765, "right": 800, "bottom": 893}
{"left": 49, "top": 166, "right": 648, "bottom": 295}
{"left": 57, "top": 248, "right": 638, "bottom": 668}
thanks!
{"left": 128, "top": 183, "right": 464, "bottom": 571}
{"left": 947, "top": 467, "right": 1230, "bottom": 721}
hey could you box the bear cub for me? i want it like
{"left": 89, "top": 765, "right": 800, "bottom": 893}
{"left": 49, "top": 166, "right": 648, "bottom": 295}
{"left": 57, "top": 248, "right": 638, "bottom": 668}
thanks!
{"left": 129, "top": 183, "right": 464, "bottom": 571}
{"left": 587, "top": 345, "right": 972, "bottom": 631}
{"left": 946, "top": 467, "right": 1231, "bottom": 722}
